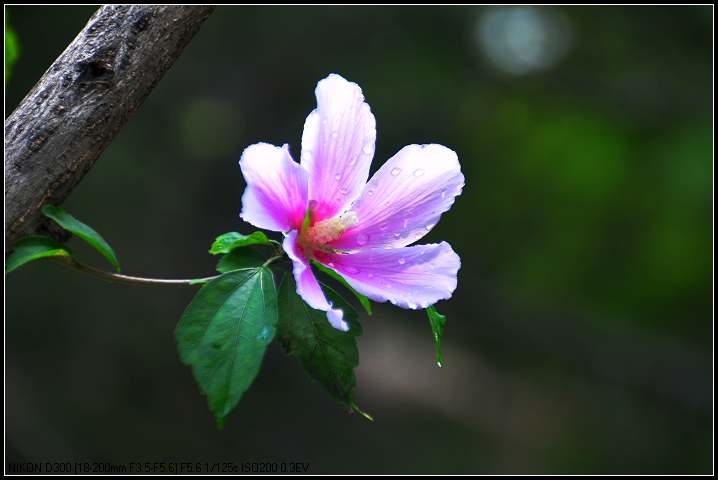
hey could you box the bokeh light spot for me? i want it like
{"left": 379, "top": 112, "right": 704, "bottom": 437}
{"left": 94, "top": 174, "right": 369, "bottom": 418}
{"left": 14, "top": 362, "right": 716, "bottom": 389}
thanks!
{"left": 476, "top": 7, "right": 573, "bottom": 75}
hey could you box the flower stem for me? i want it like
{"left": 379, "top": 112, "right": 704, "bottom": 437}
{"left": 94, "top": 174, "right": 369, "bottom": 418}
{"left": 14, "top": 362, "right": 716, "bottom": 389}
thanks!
{"left": 53, "top": 257, "right": 220, "bottom": 287}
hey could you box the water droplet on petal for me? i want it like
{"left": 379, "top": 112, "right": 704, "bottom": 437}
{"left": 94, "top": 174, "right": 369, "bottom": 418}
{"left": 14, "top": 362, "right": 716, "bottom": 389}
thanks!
{"left": 345, "top": 266, "right": 360, "bottom": 274}
{"left": 356, "top": 233, "right": 369, "bottom": 246}
{"left": 441, "top": 189, "right": 447, "bottom": 199}
{"left": 393, "top": 232, "right": 401, "bottom": 239}
{"left": 368, "top": 273, "right": 374, "bottom": 278}
{"left": 367, "top": 189, "right": 374, "bottom": 196}
{"left": 331, "top": 131, "right": 338, "bottom": 139}
{"left": 334, "top": 173, "right": 341, "bottom": 181}
{"left": 339, "top": 188, "right": 349, "bottom": 195}
{"left": 398, "top": 258, "right": 406, "bottom": 265}
{"left": 385, "top": 201, "right": 391, "bottom": 207}
{"left": 425, "top": 224, "right": 435, "bottom": 231}
{"left": 348, "top": 159, "right": 357, "bottom": 166}
{"left": 328, "top": 262, "right": 335, "bottom": 268}
{"left": 413, "top": 168, "right": 425, "bottom": 177}
{"left": 379, "top": 223, "right": 389, "bottom": 231}
{"left": 362, "top": 145, "right": 372, "bottom": 154}
{"left": 403, "top": 219, "right": 409, "bottom": 229}
{"left": 391, "top": 167, "right": 402, "bottom": 176}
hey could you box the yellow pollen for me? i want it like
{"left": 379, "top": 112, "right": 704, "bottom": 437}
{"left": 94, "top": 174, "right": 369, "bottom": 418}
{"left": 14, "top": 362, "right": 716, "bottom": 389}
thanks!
{"left": 297, "top": 211, "right": 358, "bottom": 256}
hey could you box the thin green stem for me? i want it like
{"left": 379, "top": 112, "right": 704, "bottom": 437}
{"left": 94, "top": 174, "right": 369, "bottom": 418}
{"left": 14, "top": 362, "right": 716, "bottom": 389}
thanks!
{"left": 262, "top": 254, "right": 283, "bottom": 268}
{"left": 52, "top": 247, "right": 287, "bottom": 287}
{"left": 53, "top": 257, "right": 220, "bottom": 287}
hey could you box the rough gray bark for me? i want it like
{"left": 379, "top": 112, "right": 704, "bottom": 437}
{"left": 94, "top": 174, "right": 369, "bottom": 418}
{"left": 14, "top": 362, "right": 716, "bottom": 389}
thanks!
{"left": 4, "top": 5, "right": 214, "bottom": 251}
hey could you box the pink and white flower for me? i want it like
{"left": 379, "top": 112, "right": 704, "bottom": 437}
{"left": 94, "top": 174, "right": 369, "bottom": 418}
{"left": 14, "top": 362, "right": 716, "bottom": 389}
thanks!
{"left": 239, "top": 74, "right": 463, "bottom": 331}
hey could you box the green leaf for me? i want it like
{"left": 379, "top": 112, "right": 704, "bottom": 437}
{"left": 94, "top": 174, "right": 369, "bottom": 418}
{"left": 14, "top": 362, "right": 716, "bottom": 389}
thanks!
{"left": 5, "top": 235, "right": 70, "bottom": 273}
{"left": 5, "top": 9, "right": 20, "bottom": 84}
{"left": 175, "top": 267, "right": 278, "bottom": 427}
{"left": 426, "top": 305, "right": 447, "bottom": 368}
{"left": 41, "top": 204, "right": 120, "bottom": 272}
{"left": 277, "top": 273, "right": 370, "bottom": 418}
{"left": 209, "top": 231, "right": 271, "bottom": 255}
{"left": 216, "top": 249, "right": 266, "bottom": 273}
{"left": 312, "top": 261, "right": 372, "bottom": 316}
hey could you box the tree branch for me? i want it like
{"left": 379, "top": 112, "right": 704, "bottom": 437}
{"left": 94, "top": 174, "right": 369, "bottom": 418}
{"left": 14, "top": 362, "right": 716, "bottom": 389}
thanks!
{"left": 4, "top": 5, "right": 215, "bottom": 252}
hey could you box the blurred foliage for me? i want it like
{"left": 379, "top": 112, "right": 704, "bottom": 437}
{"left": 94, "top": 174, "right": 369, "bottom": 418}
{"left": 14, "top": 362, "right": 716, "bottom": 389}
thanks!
{"left": 5, "top": 9, "right": 20, "bottom": 84}
{"left": 4, "top": 5, "right": 712, "bottom": 474}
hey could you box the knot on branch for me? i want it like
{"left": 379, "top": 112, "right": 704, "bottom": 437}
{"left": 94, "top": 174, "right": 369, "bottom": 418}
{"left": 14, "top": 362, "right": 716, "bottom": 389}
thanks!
{"left": 74, "top": 47, "right": 117, "bottom": 91}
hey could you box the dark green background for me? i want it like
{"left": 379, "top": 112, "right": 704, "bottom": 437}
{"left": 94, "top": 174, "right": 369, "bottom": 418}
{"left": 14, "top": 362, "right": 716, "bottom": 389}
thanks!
{"left": 5, "top": 6, "right": 713, "bottom": 474}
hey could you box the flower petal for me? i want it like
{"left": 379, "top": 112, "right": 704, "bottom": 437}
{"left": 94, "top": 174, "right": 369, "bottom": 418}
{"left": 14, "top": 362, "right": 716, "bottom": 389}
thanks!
{"left": 283, "top": 231, "right": 349, "bottom": 331}
{"left": 329, "top": 144, "right": 464, "bottom": 251}
{"left": 316, "top": 242, "right": 461, "bottom": 310}
{"left": 300, "top": 74, "right": 377, "bottom": 222}
{"left": 239, "top": 143, "right": 308, "bottom": 232}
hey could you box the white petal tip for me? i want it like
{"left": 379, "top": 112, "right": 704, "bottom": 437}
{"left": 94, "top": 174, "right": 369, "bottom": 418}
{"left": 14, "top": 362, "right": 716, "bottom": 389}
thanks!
{"left": 327, "top": 308, "right": 349, "bottom": 332}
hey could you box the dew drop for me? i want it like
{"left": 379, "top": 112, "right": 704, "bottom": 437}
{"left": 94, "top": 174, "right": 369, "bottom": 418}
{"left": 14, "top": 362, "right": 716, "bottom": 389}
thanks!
{"left": 398, "top": 258, "right": 406, "bottom": 265}
{"left": 345, "top": 266, "right": 360, "bottom": 274}
{"left": 356, "top": 233, "right": 369, "bottom": 246}
{"left": 413, "top": 168, "right": 425, "bottom": 177}
{"left": 425, "top": 224, "right": 435, "bottom": 231}
{"left": 348, "top": 159, "right": 357, "bottom": 166}
{"left": 339, "top": 188, "right": 349, "bottom": 195}
{"left": 331, "top": 131, "right": 338, "bottom": 139}
{"left": 379, "top": 223, "right": 389, "bottom": 231}
{"left": 441, "top": 189, "right": 447, "bottom": 199}
{"left": 391, "top": 167, "right": 402, "bottom": 176}
{"left": 328, "top": 262, "right": 335, "bottom": 268}
{"left": 362, "top": 145, "right": 372, "bottom": 154}
{"left": 367, "top": 189, "right": 374, "bottom": 196}
{"left": 334, "top": 173, "right": 341, "bottom": 181}
{"left": 403, "top": 219, "right": 409, "bottom": 229}
{"left": 393, "top": 232, "right": 401, "bottom": 239}
{"left": 384, "top": 201, "right": 391, "bottom": 207}
{"left": 257, "top": 325, "right": 274, "bottom": 342}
